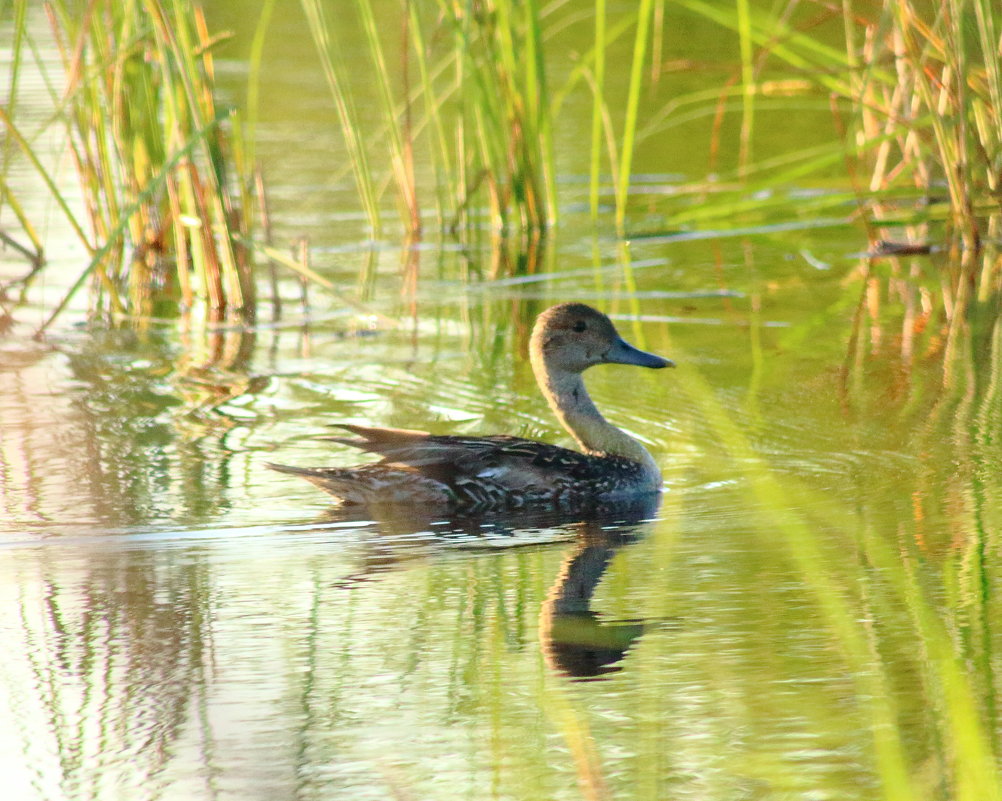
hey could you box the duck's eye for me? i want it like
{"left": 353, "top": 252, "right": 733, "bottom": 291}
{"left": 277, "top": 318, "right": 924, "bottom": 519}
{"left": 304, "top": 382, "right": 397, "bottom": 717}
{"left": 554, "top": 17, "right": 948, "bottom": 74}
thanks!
{"left": 572, "top": 320, "right": 587, "bottom": 332}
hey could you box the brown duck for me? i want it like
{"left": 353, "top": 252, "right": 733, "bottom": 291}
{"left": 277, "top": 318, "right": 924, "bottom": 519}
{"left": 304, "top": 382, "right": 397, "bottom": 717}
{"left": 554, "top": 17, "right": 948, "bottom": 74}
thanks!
{"left": 268, "top": 303, "right": 673, "bottom": 510}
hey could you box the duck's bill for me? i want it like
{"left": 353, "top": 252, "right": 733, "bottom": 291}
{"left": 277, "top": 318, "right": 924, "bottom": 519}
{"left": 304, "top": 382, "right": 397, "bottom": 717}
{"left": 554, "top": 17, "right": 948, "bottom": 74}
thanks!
{"left": 605, "top": 337, "right": 675, "bottom": 369}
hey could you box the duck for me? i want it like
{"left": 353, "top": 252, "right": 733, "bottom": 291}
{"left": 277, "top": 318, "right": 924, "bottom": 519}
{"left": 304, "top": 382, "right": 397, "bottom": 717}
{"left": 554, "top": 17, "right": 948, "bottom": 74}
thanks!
{"left": 267, "top": 303, "right": 674, "bottom": 510}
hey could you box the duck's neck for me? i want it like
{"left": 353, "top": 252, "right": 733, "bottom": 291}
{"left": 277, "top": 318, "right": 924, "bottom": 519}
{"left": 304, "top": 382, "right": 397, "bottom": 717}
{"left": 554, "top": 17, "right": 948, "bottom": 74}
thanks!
{"left": 536, "top": 365, "right": 654, "bottom": 467}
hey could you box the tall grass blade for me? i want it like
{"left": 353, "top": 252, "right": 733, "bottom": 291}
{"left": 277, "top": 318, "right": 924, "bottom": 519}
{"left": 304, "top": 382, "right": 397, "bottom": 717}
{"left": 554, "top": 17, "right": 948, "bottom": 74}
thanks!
{"left": 300, "top": 0, "right": 382, "bottom": 237}
{"left": 0, "top": 0, "right": 261, "bottom": 319}
{"left": 35, "top": 113, "right": 229, "bottom": 336}
{"left": 0, "top": 106, "right": 94, "bottom": 251}
{"left": 735, "top": 0, "right": 754, "bottom": 171}
{"left": 1, "top": 0, "right": 28, "bottom": 192}
{"left": 589, "top": 0, "right": 607, "bottom": 221}
{"left": 245, "top": 0, "right": 277, "bottom": 171}
{"left": 615, "top": 0, "right": 655, "bottom": 236}
{"left": 353, "top": 0, "right": 419, "bottom": 234}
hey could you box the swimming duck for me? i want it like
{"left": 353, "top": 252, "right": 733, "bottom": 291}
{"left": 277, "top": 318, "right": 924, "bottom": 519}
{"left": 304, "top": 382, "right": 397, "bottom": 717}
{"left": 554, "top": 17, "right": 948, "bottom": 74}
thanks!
{"left": 268, "top": 303, "right": 673, "bottom": 510}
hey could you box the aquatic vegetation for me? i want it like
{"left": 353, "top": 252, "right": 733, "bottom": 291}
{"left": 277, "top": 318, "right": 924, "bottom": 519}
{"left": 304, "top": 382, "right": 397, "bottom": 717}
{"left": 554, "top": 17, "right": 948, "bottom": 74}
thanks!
{"left": 2, "top": 0, "right": 256, "bottom": 327}
{"left": 841, "top": 0, "right": 1001, "bottom": 249}
{"left": 298, "top": 0, "right": 693, "bottom": 238}
{"left": 4, "top": 0, "right": 1001, "bottom": 329}
{"left": 299, "top": 0, "right": 559, "bottom": 236}
{"left": 4, "top": 4, "right": 1002, "bottom": 800}
{"left": 674, "top": 0, "right": 1002, "bottom": 247}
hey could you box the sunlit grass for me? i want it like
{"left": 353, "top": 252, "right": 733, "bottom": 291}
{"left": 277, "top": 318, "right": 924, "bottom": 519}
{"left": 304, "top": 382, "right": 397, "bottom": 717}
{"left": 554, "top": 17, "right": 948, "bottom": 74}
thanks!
{"left": 4, "top": 0, "right": 1001, "bottom": 327}
{"left": 296, "top": 0, "right": 679, "bottom": 238}
{"left": 667, "top": 286, "right": 1002, "bottom": 798}
{"left": 2, "top": 0, "right": 256, "bottom": 329}
{"left": 675, "top": 0, "right": 1001, "bottom": 248}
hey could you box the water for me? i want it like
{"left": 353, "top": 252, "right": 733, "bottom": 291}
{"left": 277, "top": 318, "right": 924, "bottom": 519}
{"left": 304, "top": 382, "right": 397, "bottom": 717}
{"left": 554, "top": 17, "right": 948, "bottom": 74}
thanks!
{"left": 7, "top": 229, "right": 994, "bottom": 800}
{"left": 3, "top": 3, "right": 1002, "bottom": 800}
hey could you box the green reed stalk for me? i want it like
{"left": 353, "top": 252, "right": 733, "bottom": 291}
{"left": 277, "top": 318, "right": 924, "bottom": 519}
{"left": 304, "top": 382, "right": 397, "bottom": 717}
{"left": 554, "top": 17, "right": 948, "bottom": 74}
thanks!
{"left": 426, "top": 0, "right": 555, "bottom": 233}
{"left": 488, "top": 0, "right": 545, "bottom": 230}
{"left": 285, "top": 0, "right": 670, "bottom": 240}
{"left": 353, "top": 0, "right": 420, "bottom": 235}
{"left": 246, "top": 0, "right": 277, "bottom": 171}
{"left": 735, "top": 0, "right": 754, "bottom": 172}
{"left": 1, "top": 0, "right": 26, "bottom": 183}
{"left": 614, "top": 0, "right": 655, "bottom": 236}
{"left": 160, "top": 0, "right": 252, "bottom": 308}
{"left": 0, "top": 173, "right": 44, "bottom": 265}
{"left": 522, "top": 0, "right": 557, "bottom": 228}
{"left": 443, "top": 4, "right": 504, "bottom": 230}
{"left": 972, "top": 0, "right": 1002, "bottom": 189}
{"left": 0, "top": 0, "right": 45, "bottom": 265}
{"left": 36, "top": 115, "right": 228, "bottom": 335}
{"left": 888, "top": 1, "right": 973, "bottom": 245}
{"left": 588, "top": 0, "right": 607, "bottom": 221}
{"left": 300, "top": 0, "right": 382, "bottom": 237}
{"left": 0, "top": 108, "right": 92, "bottom": 253}
{"left": 675, "top": 0, "right": 856, "bottom": 95}
{"left": 667, "top": 0, "right": 1001, "bottom": 245}
{"left": 407, "top": 2, "right": 453, "bottom": 230}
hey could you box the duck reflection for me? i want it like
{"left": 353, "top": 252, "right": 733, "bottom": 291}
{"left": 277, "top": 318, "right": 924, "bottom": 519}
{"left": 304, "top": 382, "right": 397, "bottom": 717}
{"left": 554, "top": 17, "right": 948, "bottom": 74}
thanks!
{"left": 538, "top": 494, "right": 661, "bottom": 680}
{"left": 317, "top": 492, "right": 662, "bottom": 679}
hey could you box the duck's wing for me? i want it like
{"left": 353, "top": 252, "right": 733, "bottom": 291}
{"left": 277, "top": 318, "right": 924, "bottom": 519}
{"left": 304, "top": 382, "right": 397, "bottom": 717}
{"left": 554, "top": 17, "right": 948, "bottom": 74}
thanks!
{"left": 321, "top": 424, "right": 642, "bottom": 498}
{"left": 269, "top": 424, "right": 650, "bottom": 508}
{"left": 320, "top": 424, "right": 506, "bottom": 467}
{"left": 322, "top": 423, "right": 574, "bottom": 468}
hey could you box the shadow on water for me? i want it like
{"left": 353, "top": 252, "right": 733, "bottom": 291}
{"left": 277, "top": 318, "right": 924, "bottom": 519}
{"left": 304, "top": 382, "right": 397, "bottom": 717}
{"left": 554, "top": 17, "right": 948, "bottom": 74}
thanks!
{"left": 315, "top": 492, "right": 666, "bottom": 681}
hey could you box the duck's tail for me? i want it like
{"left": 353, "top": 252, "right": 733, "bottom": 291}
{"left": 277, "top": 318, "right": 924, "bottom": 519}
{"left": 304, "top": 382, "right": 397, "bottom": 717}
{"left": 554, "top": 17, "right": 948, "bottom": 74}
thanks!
{"left": 266, "top": 462, "right": 367, "bottom": 504}
{"left": 266, "top": 462, "right": 449, "bottom": 505}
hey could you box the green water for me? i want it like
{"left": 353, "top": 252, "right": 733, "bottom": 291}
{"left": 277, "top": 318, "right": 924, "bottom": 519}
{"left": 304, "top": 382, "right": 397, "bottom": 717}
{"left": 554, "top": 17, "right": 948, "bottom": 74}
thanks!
{"left": 3, "top": 3, "right": 1002, "bottom": 800}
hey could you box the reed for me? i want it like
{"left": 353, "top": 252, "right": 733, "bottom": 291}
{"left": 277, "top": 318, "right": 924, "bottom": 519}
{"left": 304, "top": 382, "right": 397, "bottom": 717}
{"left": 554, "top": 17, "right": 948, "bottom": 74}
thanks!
{"left": 430, "top": 0, "right": 556, "bottom": 233}
{"left": 2, "top": 0, "right": 256, "bottom": 328}
{"left": 297, "top": 0, "right": 682, "bottom": 239}
{"left": 299, "top": 0, "right": 383, "bottom": 238}
{"left": 612, "top": 0, "right": 655, "bottom": 237}
{"left": 0, "top": 0, "right": 44, "bottom": 271}
{"left": 845, "top": 0, "right": 1002, "bottom": 249}
{"left": 673, "top": 0, "right": 1001, "bottom": 248}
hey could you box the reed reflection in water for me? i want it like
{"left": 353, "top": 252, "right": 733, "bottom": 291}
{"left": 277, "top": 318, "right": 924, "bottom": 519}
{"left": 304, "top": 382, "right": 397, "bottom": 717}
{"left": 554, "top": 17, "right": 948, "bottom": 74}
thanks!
{"left": 0, "top": 496, "right": 676, "bottom": 800}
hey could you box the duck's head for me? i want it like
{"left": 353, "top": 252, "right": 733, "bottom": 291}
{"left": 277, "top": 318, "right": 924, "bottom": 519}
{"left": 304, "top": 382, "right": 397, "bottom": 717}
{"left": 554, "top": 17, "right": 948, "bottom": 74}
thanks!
{"left": 529, "top": 303, "right": 674, "bottom": 375}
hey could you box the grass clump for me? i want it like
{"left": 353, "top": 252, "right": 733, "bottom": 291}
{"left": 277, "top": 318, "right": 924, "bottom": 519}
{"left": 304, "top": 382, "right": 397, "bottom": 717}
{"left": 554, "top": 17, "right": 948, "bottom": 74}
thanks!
{"left": 674, "top": 0, "right": 1002, "bottom": 248}
{"left": 843, "top": 0, "right": 1002, "bottom": 249}
{"left": 300, "top": 0, "right": 558, "bottom": 237}
{"left": 299, "top": 0, "right": 686, "bottom": 239}
{"left": 2, "top": 0, "right": 256, "bottom": 328}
